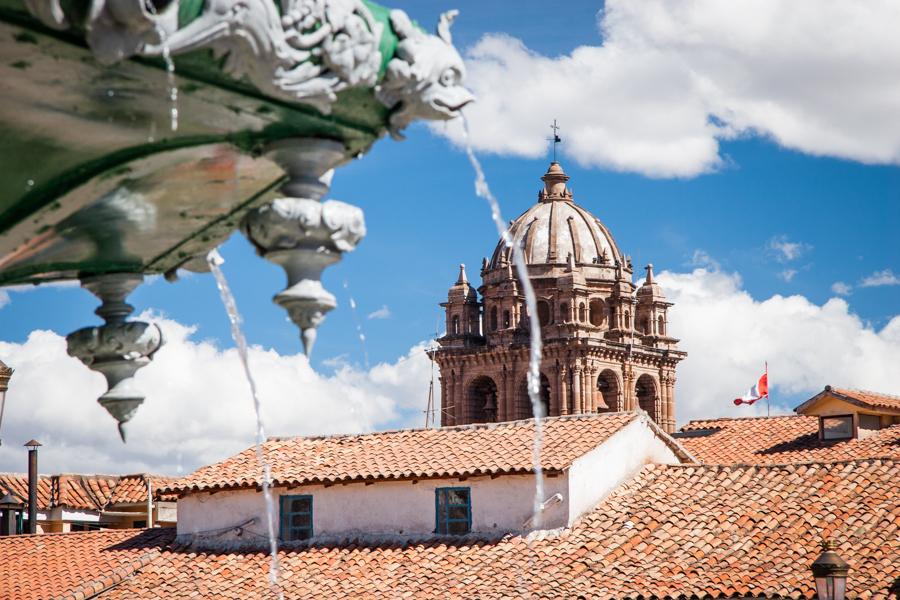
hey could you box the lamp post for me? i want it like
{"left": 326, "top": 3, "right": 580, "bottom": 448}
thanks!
{"left": 0, "top": 492, "right": 24, "bottom": 536}
{"left": 24, "top": 439, "right": 40, "bottom": 534}
{"left": 0, "top": 359, "right": 12, "bottom": 446}
{"left": 811, "top": 539, "right": 850, "bottom": 600}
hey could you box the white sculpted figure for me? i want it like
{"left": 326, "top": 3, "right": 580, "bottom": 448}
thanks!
{"left": 377, "top": 10, "right": 474, "bottom": 139}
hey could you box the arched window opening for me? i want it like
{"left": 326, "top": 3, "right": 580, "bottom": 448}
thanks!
{"left": 589, "top": 300, "right": 604, "bottom": 326}
{"left": 596, "top": 370, "right": 620, "bottom": 412}
{"left": 518, "top": 374, "right": 551, "bottom": 419}
{"left": 537, "top": 300, "right": 551, "bottom": 326}
{"left": 635, "top": 374, "right": 658, "bottom": 418}
{"left": 452, "top": 315, "right": 460, "bottom": 335}
{"left": 468, "top": 376, "right": 498, "bottom": 423}
{"left": 658, "top": 315, "right": 665, "bottom": 336}
{"left": 503, "top": 310, "right": 511, "bottom": 328}
{"left": 490, "top": 307, "right": 498, "bottom": 331}
{"left": 609, "top": 306, "right": 615, "bottom": 328}
{"left": 641, "top": 318, "right": 650, "bottom": 334}
{"left": 560, "top": 302, "right": 569, "bottom": 323}
{"left": 578, "top": 302, "right": 586, "bottom": 322}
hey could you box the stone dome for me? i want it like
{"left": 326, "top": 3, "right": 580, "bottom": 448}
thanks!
{"left": 488, "top": 162, "right": 624, "bottom": 270}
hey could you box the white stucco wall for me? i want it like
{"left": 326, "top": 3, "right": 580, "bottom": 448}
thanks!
{"left": 178, "top": 472, "right": 569, "bottom": 542}
{"left": 567, "top": 415, "right": 682, "bottom": 526}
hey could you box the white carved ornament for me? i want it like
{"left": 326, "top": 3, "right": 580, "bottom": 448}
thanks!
{"left": 24, "top": 0, "right": 473, "bottom": 131}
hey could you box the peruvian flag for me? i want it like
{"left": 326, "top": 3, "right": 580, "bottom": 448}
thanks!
{"left": 733, "top": 369, "right": 768, "bottom": 406}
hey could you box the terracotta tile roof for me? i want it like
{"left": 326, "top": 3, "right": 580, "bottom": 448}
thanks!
{"left": 0, "top": 474, "right": 180, "bottom": 511}
{"left": 7, "top": 459, "right": 893, "bottom": 599}
{"left": 0, "top": 529, "right": 174, "bottom": 600}
{"left": 677, "top": 415, "right": 900, "bottom": 465}
{"left": 165, "top": 413, "right": 648, "bottom": 495}
{"left": 109, "top": 475, "right": 179, "bottom": 504}
{"left": 830, "top": 387, "right": 900, "bottom": 412}
{"left": 0, "top": 474, "right": 53, "bottom": 509}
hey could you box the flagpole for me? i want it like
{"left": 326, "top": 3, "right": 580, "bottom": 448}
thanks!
{"left": 765, "top": 361, "right": 770, "bottom": 417}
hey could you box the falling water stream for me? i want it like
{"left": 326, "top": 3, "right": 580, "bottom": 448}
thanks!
{"left": 206, "top": 249, "right": 284, "bottom": 600}
{"left": 461, "top": 116, "right": 547, "bottom": 526}
{"left": 147, "top": 3, "right": 179, "bottom": 132}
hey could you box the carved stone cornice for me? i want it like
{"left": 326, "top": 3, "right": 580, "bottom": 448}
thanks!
{"left": 65, "top": 273, "right": 163, "bottom": 441}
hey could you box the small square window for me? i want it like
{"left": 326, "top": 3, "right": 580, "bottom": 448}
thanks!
{"left": 436, "top": 487, "right": 471, "bottom": 535}
{"left": 821, "top": 415, "right": 853, "bottom": 440}
{"left": 280, "top": 494, "right": 313, "bottom": 541}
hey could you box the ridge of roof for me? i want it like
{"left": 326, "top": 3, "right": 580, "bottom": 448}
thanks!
{"left": 268, "top": 411, "right": 639, "bottom": 443}
{"left": 680, "top": 414, "right": 808, "bottom": 431}
{"left": 833, "top": 387, "right": 900, "bottom": 400}
{"left": 661, "top": 456, "right": 898, "bottom": 469}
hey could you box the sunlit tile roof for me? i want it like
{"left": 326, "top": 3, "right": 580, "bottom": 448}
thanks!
{"left": 0, "top": 529, "right": 172, "bottom": 600}
{"left": 4, "top": 459, "right": 896, "bottom": 599}
{"left": 164, "top": 412, "right": 665, "bottom": 496}
{"left": 677, "top": 415, "right": 900, "bottom": 465}
{"left": 0, "top": 474, "right": 180, "bottom": 511}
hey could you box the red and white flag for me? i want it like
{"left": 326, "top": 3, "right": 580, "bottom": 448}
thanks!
{"left": 733, "top": 370, "right": 768, "bottom": 406}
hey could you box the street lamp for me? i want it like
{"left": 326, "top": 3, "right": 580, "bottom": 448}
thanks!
{"left": 811, "top": 539, "right": 850, "bottom": 600}
{"left": 0, "top": 360, "right": 12, "bottom": 446}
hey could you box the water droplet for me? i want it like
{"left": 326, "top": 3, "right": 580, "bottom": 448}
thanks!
{"left": 26, "top": 179, "right": 34, "bottom": 188}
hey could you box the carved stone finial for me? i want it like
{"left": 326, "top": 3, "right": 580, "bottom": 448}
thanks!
{"left": 241, "top": 139, "right": 366, "bottom": 355}
{"left": 645, "top": 263, "right": 654, "bottom": 284}
{"left": 65, "top": 273, "right": 163, "bottom": 441}
{"left": 456, "top": 264, "right": 468, "bottom": 285}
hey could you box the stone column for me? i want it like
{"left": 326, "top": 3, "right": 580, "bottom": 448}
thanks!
{"left": 572, "top": 367, "right": 582, "bottom": 414}
{"left": 241, "top": 139, "right": 365, "bottom": 355}
{"left": 505, "top": 362, "right": 517, "bottom": 421}
{"left": 666, "top": 372, "right": 677, "bottom": 433}
{"left": 439, "top": 375, "right": 448, "bottom": 427}
{"left": 453, "top": 369, "right": 464, "bottom": 425}
{"left": 549, "top": 364, "right": 561, "bottom": 416}
{"left": 587, "top": 365, "right": 597, "bottom": 412}
{"left": 559, "top": 365, "right": 569, "bottom": 415}
{"left": 623, "top": 366, "right": 635, "bottom": 410}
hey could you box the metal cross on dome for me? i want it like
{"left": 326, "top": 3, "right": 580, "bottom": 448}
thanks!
{"left": 548, "top": 119, "right": 562, "bottom": 162}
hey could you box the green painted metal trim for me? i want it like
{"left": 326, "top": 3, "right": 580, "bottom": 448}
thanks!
{"left": 0, "top": 129, "right": 327, "bottom": 235}
{"left": 363, "top": 0, "right": 398, "bottom": 77}
{"left": 144, "top": 174, "right": 286, "bottom": 273}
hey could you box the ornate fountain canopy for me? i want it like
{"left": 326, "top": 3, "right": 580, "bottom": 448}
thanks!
{"left": 0, "top": 0, "right": 472, "bottom": 440}
{"left": 0, "top": 0, "right": 471, "bottom": 285}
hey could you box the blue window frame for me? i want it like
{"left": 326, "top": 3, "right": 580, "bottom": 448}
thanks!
{"left": 279, "top": 494, "right": 313, "bottom": 541}
{"left": 435, "top": 487, "right": 471, "bottom": 535}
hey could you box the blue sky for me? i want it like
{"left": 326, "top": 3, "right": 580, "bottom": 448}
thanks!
{"left": 1, "top": 0, "right": 899, "bottom": 473}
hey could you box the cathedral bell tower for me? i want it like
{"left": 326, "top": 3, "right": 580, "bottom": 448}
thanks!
{"left": 431, "top": 161, "right": 686, "bottom": 432}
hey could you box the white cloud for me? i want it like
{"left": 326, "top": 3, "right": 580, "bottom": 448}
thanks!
{"left": 831, "top": 281, "right": 852, "bottom": 296}
{"left": 767, "top": 235, "right": 811, "bottom": 263}
{"left": 659, "top": 267, "right": 900, "bottom": 424}
{"left": 367, "top": 305, "right": 392, "bottom": 320}
{"left": 859, "top": 269, "right": 900, "bottom": 287}
{"left": 777, "top": 269, "right": 798, "bottom": 283}
{"left": 447, "top": 0, "right": 900, "bottom": 177}
{"left": 688, "top": 249, "right": 720, "bottom": 270}
{"left": 0, "top": 315, "right": 434, "bottom": 475}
